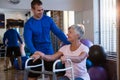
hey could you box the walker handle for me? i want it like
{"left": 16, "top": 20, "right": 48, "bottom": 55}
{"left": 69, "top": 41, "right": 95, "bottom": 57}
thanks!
{"left": 25, "top": 58, "right": 44, "bottom": 69}
{"left": 53, "top": 59, "right": 74, "bottom": 80}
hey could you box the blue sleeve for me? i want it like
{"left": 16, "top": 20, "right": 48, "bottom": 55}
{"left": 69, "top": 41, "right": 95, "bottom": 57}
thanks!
{"left": 23, "top": 22, "right": 36, "bottom": 54}
{"left": 50, "top": 18, "right": 70, "bottom": 44}
{"left": 17, "top": 32, "right": 23, "bottom": 44}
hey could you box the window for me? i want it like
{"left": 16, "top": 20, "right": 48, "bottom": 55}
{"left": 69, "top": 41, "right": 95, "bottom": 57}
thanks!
{"left": 63, "top": 11, "right": 75, "bottom": 34}
{"left": 99, "top": 0, "right": 117, "bottom": 54}
{"left": 0, "top": 13, "right": 5, "bottom": 28}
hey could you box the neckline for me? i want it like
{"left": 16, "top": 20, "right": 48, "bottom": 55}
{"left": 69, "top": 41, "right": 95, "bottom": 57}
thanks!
{"left": 69, "top": 43, "right": 82, "bottom": 52}
{"left": 32, "top": 15, "right": 43, "bottom": 21}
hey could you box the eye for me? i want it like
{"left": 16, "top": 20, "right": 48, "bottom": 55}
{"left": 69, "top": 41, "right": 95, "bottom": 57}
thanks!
{"left": 68, "top": 31, "right": 71, "bottom": 34}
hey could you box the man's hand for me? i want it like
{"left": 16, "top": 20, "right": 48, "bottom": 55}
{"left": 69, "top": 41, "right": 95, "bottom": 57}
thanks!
{"left": 31, "top": 51, "right": 45, "bottom": 62}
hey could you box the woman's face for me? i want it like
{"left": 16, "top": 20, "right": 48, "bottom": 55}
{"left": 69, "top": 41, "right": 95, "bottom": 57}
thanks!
{"left": 67, "top": 27, "right": 79, "bottom": 42}
{"left": 32, "top": 4, "right": 44, "bottom": 19}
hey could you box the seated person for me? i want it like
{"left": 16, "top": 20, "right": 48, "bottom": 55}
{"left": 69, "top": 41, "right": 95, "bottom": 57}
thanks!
{"left": 31, "top": 24, "right": 90, "bottom": 80}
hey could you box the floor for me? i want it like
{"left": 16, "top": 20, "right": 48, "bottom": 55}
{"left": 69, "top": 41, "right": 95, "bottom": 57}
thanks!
{"left": 0, "top": 57, "right": 27, "bottom": 80}
{"left": 0, "top": 57, "right": 50, "bottom": 80}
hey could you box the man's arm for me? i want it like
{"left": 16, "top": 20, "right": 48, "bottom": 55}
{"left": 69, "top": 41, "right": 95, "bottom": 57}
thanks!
{"left": 23, "top": 22, "right": 36, "bottom": 54}
{"left": 50, "top": 18, "right": 70, "bottom": 44}
{"left": 17, "top": 32, "right": 23, "bottom": 44}
{"left": 3, "top": 32, "right": 7, "bottom": 46}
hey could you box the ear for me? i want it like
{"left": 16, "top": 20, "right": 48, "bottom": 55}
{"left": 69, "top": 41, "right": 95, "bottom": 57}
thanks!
{"left": 76, "top": 34, "right": 80, "bottom": 39}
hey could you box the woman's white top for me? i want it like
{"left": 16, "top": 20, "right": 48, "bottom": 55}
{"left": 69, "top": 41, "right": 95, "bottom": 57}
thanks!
{"left": 59, "top": 44, "right": 90, "bottom": 80}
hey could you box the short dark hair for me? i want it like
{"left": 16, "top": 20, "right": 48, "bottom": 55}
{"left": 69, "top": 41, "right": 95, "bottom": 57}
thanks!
{"left": 31, "top": 0, "right": 42, "bottom": 9}
{"left": 6, "top": 23, "right": 14, "bottom": 29}
{"left": 6, "top": 24, "right": 10, "bottom": 29}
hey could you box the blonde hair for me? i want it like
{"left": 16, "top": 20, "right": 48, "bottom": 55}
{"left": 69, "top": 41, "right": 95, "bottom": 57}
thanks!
{"left": 68, "top": 24, "right": 85, "bottom": 39}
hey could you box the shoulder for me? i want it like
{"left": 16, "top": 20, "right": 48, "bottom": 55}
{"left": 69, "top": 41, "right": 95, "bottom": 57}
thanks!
{"left": 24, "top": 17, "right": 34, "bottom": 28}
{"left": 12, "top": 29, "right": 18, "bottom": 33}
{"left": 4, "top": 30, "right": 8, "bottom": 35}
{"left": 5, "top": 30, "right": 9, "bottom": 33}
{"left": 25, "top": 17, "right": 34, "bottom": 24}
{"left": 81, "top": 43, "right": 88, "bottom": 48}
{"left": 43, "top": 15, "right": 51, "bottom": 19}
{"left": 80, "top": 43, "right": 89, "bottom": 53}
{"left": 42, "top": 15, "right": 53, "bottom": 21}
{"left": 59, "top": 44, "right": 70, "bottom": 50}
{"left": 58, "top": 45, "right": 70, "bottom": 54}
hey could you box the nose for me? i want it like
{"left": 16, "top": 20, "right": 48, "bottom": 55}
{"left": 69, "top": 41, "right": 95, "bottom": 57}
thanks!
{"left": 38, "top": 9, "right": 43, "bottom": 14}
{"left": 67, "top": 34, "right": 68, "bottom": 36}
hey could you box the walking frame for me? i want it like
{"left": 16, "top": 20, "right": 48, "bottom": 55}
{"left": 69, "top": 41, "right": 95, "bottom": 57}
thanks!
{"left": 25, "top": 58, "right": 74, "bottom": 80}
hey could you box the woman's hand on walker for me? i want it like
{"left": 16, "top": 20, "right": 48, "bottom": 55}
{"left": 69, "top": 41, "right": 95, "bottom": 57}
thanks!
{"left": 60, "top": 55, "right": 69, "bottom": 64}
{"left": 31, "top": 51, "right": 45, "bottom": 62}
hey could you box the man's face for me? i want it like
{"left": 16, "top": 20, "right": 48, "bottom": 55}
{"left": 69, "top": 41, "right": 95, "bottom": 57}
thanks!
{"left": 32, "top": 4, "right": 44, "bottom": 19}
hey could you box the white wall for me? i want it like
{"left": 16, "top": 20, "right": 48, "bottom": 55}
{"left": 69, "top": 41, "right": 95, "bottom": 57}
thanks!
{"left": 93, "top": 0, "right": 99, "bottom": 44}
{"left": 74, "top": 0, "right": 99, "bottom": 44}
{"left": 75, "top": 10, "right": 94, "bottom": 42}
{"left": 74, "top": 0, "right": 94, "bottom": 43}
{"left": 0, "top": 0, "right": 92, "bottom": 11}
{"left": 0, "top": 0, "right": 31, "bottom": 10}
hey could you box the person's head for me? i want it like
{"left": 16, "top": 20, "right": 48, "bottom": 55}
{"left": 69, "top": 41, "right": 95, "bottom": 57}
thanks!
{"left": 6, "top": 24, "right": 9, "bottom": 29}
{"left": 31, "top": 0, "right": 44, "bottom": 19}
{"left": 67, "top": 24, "right": 85, "bottom": 42}
{"left": 6, "top": 24, "right": 11, "bottom": 29}
{"left": 6, "top": 23, "right": 14, "bottom": 29}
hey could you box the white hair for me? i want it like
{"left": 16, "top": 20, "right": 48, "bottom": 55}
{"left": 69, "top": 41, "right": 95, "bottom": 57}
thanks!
{"left": 68, "top": 24, "right": 85, "bottom": 39}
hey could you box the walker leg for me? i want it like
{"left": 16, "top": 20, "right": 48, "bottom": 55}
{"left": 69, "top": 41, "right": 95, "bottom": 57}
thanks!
{"left": 53, "top": 73, "right": 57, "bottom": 80}
{"left": 42, "top": 74, "right": 45, "bottom": 80}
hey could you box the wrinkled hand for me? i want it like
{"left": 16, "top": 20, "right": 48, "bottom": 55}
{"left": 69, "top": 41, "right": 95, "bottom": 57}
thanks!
{"left": 60, "top": 56, "right": 68, "bottom": 64}
{"left": 31, "top": 51, "right": 45, "bottom": 62}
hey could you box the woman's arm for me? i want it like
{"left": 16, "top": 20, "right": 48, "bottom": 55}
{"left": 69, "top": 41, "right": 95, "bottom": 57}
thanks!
{"left": 43, "top": 51, "right": 63, "bottom": 61}
{"left": 61, "top": 51, "right": 88, "bottom": 63}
